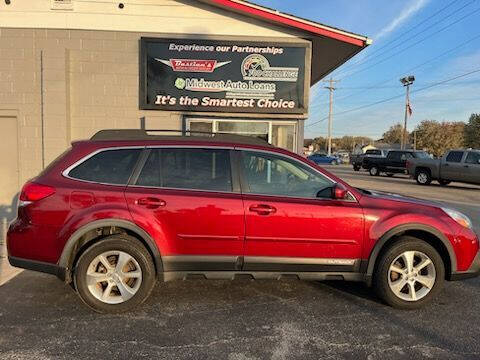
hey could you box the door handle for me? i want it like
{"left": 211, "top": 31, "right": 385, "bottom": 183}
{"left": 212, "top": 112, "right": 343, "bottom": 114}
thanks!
{"left": 249, "top": 204, "right": 276, "bottom": 215}
{"left": 136, "top": 197, "right": 166, "bottom": 209}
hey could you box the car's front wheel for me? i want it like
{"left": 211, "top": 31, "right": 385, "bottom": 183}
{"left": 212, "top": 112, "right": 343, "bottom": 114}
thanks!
{"left": 74, "top": 235, "right": 156, "bottom": 313}
{"left": 369, "top": 166, "right": 379, "bottom": 176}
{"left": 373, "top": 237, "right": 444, "bottom": 309}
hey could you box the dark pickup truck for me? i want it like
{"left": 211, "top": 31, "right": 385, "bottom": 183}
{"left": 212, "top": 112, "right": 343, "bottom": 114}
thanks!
{"left": 365, "top": 150, "right": 431, "bottom": 177}
{"left": 351, "top": 149, "right": 389, "bottom": 171}
{"left": 406, "top": 149, "right": 480, "bottom": 185}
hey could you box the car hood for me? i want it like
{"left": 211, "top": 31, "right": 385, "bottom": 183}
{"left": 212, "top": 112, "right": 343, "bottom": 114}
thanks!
{"left": 360, "top": 188, "right": 443, "bottom": 209}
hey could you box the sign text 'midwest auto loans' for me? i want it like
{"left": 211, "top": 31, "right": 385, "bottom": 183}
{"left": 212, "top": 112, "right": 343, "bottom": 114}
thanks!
{"left": 140, "top": 38, "right": 308, "bottom": 114}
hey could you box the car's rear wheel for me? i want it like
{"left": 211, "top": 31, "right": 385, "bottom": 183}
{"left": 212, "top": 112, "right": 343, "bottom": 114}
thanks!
{"left": 369, "top": 166, "right": 379, "bottom": 176}
{"left": 415, "top": 170, "right": 431, "bottom": 185}
{"left": 74, "top": 235, "right": 156, "bottom": 313}
{"left": 374, "top": 237, "right": 444, "bottom": 309}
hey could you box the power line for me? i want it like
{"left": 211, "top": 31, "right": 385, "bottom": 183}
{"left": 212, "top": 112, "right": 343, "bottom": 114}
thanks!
{"left": 309, "top": 31, "right": 480, "bottom": 110}
{"left": 334, "top": 0, "right": 475, "bottom": 77}
{"left": 336, "top": 6, "right": 480, "bottom": 81}
{"left": 306, "top": 67, "right": 480, "bottom": 129}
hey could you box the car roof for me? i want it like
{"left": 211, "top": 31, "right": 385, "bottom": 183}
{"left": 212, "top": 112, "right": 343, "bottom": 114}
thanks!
{"left": 90, "top": 129, "right": 275, "bottom": 148}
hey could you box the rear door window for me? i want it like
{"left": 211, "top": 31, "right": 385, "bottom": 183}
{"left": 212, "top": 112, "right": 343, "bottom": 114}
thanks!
{"left": 446, "top": 151, "right": 464, "bottom": 163}
{"left": 135, "top": 148, "right": 232, "bottom": 192}
{"left": 68, "top": 148, "right": 141, "bottom": 185}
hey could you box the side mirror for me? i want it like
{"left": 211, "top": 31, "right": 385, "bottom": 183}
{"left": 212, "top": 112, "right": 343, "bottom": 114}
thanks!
{"left": 333, "top": 184, "right": 348, "bottom": 200}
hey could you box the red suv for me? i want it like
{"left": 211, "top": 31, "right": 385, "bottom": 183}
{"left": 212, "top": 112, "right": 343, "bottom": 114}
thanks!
{"left": 7, "top": 130, "right": 480, "bottom": 312}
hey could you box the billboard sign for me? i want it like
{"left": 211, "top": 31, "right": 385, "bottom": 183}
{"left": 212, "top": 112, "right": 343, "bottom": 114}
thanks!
{"left": 139, "top": 37, "right": 310, "bottom": 114}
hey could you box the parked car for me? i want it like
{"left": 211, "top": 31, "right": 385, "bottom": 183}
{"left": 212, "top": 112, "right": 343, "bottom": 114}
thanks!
{"left": 334, "top": 150, "right": 350, "bottom": 164}
{"left": 351, "top": 149, "right": 388, "bottom": 171}
{"left": 364, "top": 150, "right": 430, "bottom": 177}
{"left": 307, "top": 152, "right": 339, "bottom": 165}
{"left": 7, "top": 130, "right": 479, "bottom": 313}
{"left": 407, "top": 149, "right": 480, "bottom": 185}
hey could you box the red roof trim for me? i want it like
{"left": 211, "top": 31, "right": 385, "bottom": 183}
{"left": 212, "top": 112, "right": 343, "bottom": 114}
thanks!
{"left": 201, "top": 0, "right": 367, "bottom": 47}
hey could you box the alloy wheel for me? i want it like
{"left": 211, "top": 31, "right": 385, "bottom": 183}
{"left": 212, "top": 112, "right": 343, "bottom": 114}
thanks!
{"left": 388, "top": 250, "right": 436, "bottom": 302}
{"left": 417, "top": 172, "right": 428, "bottom": 184}
{"left": 86, "top": 250, "right": 143, "bottom": 304}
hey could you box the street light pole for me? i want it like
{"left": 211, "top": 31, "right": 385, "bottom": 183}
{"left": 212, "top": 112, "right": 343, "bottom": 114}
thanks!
{"left": 400, "top": 75, "right": 415, "bottom": 150}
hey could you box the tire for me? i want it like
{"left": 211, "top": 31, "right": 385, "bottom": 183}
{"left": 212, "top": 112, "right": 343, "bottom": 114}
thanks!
{"left": 438, "top": 179, "right": 451, "bottom": 186}
{"left": 353, "top": 165, "right": 360, "bottom": 171}
{"left": 369, "top": 166, "right": 379, "bottom": 176}
{"left": 74, "top": 235, "right": 156, "bottom": 313}
{"left": 386, "top": 173, "right": 394, "bottom": 177}
{"left": 373, "top": 236, "right": 445, "bottom": 309}
{"left": 415, "top": 169, "right": 431, "bottom": 185}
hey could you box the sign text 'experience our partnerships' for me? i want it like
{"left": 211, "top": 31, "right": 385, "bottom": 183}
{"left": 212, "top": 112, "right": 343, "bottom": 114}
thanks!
{"left": 140, "top": 38, "right": 309, "bottom": 114}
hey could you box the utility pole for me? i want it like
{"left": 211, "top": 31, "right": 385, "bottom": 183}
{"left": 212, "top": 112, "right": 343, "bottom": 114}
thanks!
{"left": 323, "top": 77, "right": 339, "bottom": 156}
{"left": 400, "top": 75, "right": 415, "bottom": 150}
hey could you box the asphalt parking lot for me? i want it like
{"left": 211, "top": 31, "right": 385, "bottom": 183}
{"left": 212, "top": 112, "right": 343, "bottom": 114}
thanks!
{"left": 1, "top": 165, "right": 479, "bottom": 360}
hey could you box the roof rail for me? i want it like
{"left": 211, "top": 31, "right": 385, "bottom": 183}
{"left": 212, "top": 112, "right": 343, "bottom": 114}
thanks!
{"left": 90, "top": 129, "right": 273, "bottom": 147}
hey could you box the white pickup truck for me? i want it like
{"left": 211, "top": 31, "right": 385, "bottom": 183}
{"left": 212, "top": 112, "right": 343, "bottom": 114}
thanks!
{"left": 406, "top": 149, "right": 480, "bottom": 185}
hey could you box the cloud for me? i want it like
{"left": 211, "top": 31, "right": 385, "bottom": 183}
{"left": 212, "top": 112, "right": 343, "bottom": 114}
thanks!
{"left": 376, "top": 0, "right": 431, "bottom": 40}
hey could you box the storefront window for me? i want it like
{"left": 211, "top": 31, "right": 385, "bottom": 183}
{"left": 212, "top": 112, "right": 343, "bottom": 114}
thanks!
{"left": 272, "top": 124, "right": 295, "bottom": 151}
{"left": 189, "top": 121, "right": 213, "bottom": 136}
{"left": 187, "top": 118, "right": 297, "bottom": 152}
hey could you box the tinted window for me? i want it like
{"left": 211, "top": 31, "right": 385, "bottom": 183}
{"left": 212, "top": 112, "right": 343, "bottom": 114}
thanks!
{"left": 137, "top": 149, "right": 160, "bottom": 187}
{"left": 137, "top": 148, "right": 232, "bottom": 191}
{"left": 388, "top": 152, "right": 402, "bottom": 161}
{"left": 446, "top": 151, "right": 464, "bottom": 163}
{"left": 242, "top": 151, "right": 333, "bottom": 198}
{"left": 69, "top": 149, "right": 141, "bottom": 185}
{"left": 465, "top": 152, "right": 480, "bottom": 164}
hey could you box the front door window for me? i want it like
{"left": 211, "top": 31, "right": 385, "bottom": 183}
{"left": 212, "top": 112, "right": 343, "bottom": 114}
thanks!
{"left": 241, "top": 151, "right": 333, "bottom": 199}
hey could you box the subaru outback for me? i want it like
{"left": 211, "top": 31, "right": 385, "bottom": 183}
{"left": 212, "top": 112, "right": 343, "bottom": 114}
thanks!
{"left": 7, "top": 129, "right": 480, "bottom": 313}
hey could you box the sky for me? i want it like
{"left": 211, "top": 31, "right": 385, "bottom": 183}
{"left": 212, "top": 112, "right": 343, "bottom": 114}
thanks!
{"left": 253, "top": 0, "right": 480, "bottom": 140}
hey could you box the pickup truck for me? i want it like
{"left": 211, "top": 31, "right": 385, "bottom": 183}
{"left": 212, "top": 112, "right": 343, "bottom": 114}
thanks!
{"left": 365, "top": 150, "right": 430, "bottom": 177}
{"left": 406, "top": 149, "right": 480, "bottom": 185}
{"left": 351, "top": 149, "right": 388, "bottom": 171}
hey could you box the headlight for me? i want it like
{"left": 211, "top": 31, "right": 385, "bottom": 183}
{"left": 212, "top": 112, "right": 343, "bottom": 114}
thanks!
{"left": 442, "top": 208, "right": 473, "bottom": 229}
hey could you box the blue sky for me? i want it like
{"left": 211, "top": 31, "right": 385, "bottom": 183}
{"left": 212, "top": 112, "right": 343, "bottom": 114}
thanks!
{"left": 254, "top": 0, "right": 480, "bottom": 139}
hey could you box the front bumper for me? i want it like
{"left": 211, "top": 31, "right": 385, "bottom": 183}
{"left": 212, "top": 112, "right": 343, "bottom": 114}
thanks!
{"left": 450, "top": 251, "right": 480, "bottom": 281}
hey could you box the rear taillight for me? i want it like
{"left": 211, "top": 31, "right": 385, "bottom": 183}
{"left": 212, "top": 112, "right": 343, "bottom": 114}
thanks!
{"left": 19, "top": 182, "right": 55, "bottom": 204}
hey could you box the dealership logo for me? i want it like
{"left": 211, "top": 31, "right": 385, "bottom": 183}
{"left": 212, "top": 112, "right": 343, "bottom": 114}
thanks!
{"left": 241, "top": 54, "right": 299, "bottom": 82}
{"left": 155, "top": 58, "right": 231, "bottom": 73}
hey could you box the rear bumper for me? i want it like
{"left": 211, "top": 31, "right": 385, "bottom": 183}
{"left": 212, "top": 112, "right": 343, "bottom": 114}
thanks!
{"left": 450, "top": 251, "right": 480, "bottom": 281}
{"left": 8, "top": 256, "right": 66, "bottom": 281}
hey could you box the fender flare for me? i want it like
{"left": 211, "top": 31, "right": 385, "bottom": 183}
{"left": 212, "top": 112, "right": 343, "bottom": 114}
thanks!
{"left": 58, "top": 219, "right": 163, "bottom": 282}
{"left": 364, "top": 223, "right": 457, "bottom": 286}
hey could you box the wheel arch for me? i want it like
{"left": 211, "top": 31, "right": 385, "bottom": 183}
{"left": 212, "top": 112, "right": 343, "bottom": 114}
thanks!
{"left": 364, "top": 223, "right": 456, "bottom": 286}
{"left": 58, "top": 219, "right": 163, "bottom": 283}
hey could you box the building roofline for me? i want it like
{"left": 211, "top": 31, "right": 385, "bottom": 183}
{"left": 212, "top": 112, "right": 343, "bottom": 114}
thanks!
{"left": 196, "top": 0, "right": 371, "bottom": 47}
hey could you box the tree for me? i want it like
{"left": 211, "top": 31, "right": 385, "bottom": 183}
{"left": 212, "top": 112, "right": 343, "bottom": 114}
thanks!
{"left": 464, "top": 113, "right": 480, "bottom": 149}
{"left": 382, "top": 123, "right": 407, "bottom": 145}
{"left": 413, "top": 120, "right": 465, "bottom": 157}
